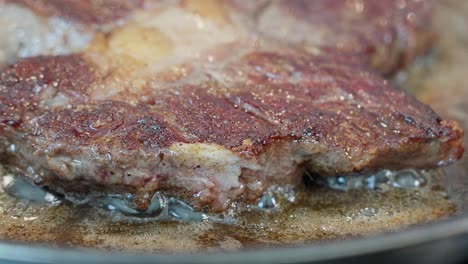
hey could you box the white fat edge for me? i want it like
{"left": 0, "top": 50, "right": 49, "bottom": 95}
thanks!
{"left": 167, "top": 143, "right": 260, "bottom": 192}
{"left": 257, "top": 3, "right": 327, "bottom": 46}
{"left": 0, "top": 3, "right": 92, "bottom": 63}
{"left": 120, "top": 5, "right": 247, "bottom": 83}
{"left": 88, "top": 4, "right": 253, "bottom": 101}
{"left": 134, "top": 6, "right": 239, "bottom": 60}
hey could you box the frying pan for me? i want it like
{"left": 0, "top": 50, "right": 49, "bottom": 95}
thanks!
{"left": 0, "top": 1, "right": 467, "bottom": 263}
{"left": 0, "top": 210, "right": 466, "bottom": 264}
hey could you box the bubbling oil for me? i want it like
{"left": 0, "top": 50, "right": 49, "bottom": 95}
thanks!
{"left": 0, "top": 166, "right": 456, "bottom": 253}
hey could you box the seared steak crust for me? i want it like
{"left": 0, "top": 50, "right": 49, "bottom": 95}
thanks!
{"left": 0, "top": 47, "right": 463, "bottom": 211}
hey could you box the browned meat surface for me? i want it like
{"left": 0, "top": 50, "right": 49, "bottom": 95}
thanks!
{"left": 0, "top": 39, "right": 463, "bottom": 212}
{"left": 253, "top": 0, "right": 435, "bottom": 74}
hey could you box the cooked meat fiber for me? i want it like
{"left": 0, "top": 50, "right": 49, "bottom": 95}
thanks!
{"left": 0, "top": 0, "right": 143, "bottom": 66}
{"left": 0, "top": 47, "right": 463, "bottom": 212}
{"left": 254, "top": 0, "right": 435, "bottom": 74}
{"left": 0, "top": 0, "right": 433, "bottom": 75}
{"left": 0, "top": 1, "right": 463, "bottom": 212}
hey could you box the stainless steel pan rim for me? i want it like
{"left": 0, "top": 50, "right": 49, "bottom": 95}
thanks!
{"left": 0, "top": 213, "right": 466, "bottom": 264}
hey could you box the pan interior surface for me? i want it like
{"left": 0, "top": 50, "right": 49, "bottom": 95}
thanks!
{"left": 0, "top": 0, "right": 467, "bottom": 262}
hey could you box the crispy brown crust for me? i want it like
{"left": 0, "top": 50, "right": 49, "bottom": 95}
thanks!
{"left": 6, "top": 0, "right": 144, "bottom": 24}
{"left": 0, "top": 55, "right": 93, "bottom": 114}
{"left": 0, "top": 49, "right": 464, "bottom": 211}
{"left": 0, "top": 51, "right": 463, "bottom": 167}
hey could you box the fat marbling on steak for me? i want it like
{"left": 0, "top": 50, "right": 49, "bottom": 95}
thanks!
{"left": 0, "top": 0, "right": 143, "bottom": 66}
{"left": 0, "top": 0, "right": 433, "bottom": 75}
{"left": 253, "top": 0, "right": 435, "bottom": 74}
{"left": 0, "top": 1, "right": 463, "bottom": 212}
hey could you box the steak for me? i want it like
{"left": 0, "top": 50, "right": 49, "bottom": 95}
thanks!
{"left": 0, "top": 0, "right": 463, "bottom": 213}
{"left": 0, "top": 29, "right": 463, "bottom": 212}
{"left": 0, "top": 0, "right": 433, "bottom": 74}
